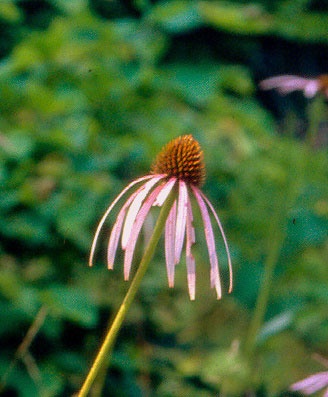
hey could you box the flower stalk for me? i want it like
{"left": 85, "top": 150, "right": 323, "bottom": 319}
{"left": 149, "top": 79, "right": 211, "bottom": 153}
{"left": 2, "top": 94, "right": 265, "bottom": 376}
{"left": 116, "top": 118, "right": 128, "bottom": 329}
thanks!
{"left": 244, "top": 210, "right": 286, "bottom": 359}
{"left": 244, "top": 135, "right": 309, "bottom": 362}
{"left": 78, "top": 187, "right": 176, "bottom": 397}
{"left": 306, "top": 94, "right": 326, "bottom": 148}
{"left": 244, "top": 153, "right": 303, "bottom": 361}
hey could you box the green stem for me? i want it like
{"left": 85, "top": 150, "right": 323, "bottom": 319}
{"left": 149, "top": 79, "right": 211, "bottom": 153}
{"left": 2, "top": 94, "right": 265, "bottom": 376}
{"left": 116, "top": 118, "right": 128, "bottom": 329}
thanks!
{"left": 0, "top": 305, "right": 48, "bottom": 392}
{"left": 245, "top": 138, "right": 304, "bottom": 359}
{"left": 306, "top": 94, "right": 326, "bottom": 148}
{"left": 244, "top": 214, "right": 286, "bottom": 359}
{"left": 90, "top": 327, "right": 112, "bottom": 397}
{"left": 78, "top": 189, "right": 176, "bottom": 397}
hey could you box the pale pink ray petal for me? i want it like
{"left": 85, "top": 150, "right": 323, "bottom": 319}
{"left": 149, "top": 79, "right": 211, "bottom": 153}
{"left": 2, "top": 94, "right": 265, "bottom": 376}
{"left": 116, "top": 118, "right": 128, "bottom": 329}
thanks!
{"left": 269, "top": 80, "right": 308, "bottom": 94}
{"left": 276, "top": 84, "right": 307, "bottom": 95}
{"left": 165, "top": 200, "right": 177, "bottom": 288}
{"left": 89, "top": 175, "right": 155, "bottom": 267}
{"left": 291, "top": 372, "right": 328, "bottom": 395}
{"left": 259, "top": 75, "right": 310, "bottom": 90}
{"left": 123, "top": 183, "right": 166, "bottom": 280}
{"left": 192, "top": 186, "right": 222, "bottom": 299}
{"left": 142, "top": 212, "right": 154, "bottom": 250}
{"left": 199, "top": 190, "right": 233, "bottom": 293}
{"left": 192, "top": 188, "right": 215, "bottom": 290}
{"left": 174, "top": 180, "right": 188, "bottom": 264}
{"left": 109, "top": 177, "right": 166, "bottom": 269}
{"left": 186, "top": 197, "right": 196, "bottom": 300}
{"left": 278, "top": 78, "right": 309, "bottom": 86}
{"left": 107, "top": 189, "right": 140, "bottom": 269}
{"left": 153, "top": 177, "right": 177, "bottom": 206}
{"left": 304, "top": 80, "right": 320, "bottom": 98}
{"left": 303, "top": 378, "right": 328, "bottom": 394}
{"left": 305, "top": 377, "right": 328, "bottom": 393}
{"left": 121, "top": 175, "right": 164, "bottom": 250}
{"left": 261, "top": 75, "right": 307, "bottom": 83}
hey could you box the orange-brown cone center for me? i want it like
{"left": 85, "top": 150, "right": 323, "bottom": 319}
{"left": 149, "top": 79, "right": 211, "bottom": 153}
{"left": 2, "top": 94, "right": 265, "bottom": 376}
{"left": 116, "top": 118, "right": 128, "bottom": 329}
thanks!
{"left": 152, "top": 135, "right": 205, "bottom": 186}
{"left": 319, "top": 74, "right": 328, "bottom": 91}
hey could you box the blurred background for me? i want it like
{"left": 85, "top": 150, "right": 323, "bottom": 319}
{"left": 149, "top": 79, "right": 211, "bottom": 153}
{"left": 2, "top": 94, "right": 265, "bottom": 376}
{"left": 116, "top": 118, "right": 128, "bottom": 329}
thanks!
{"left": 0, "top": 0, "right": 328, "bottom": 396}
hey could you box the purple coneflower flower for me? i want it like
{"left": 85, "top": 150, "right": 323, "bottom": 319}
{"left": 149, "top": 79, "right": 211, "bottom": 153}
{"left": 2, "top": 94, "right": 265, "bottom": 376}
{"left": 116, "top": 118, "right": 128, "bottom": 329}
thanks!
{"left": 89, "top": 135, "right": 232, "bottom": 300}
{"left": 259, "top": 74, "right": 328, "bottom": 98}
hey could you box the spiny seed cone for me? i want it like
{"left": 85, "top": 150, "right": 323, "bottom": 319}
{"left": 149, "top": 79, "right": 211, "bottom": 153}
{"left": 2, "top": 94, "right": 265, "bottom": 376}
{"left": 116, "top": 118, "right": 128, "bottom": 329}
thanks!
{"left": 152, "top": 135, "right": 205, "bottom": 186}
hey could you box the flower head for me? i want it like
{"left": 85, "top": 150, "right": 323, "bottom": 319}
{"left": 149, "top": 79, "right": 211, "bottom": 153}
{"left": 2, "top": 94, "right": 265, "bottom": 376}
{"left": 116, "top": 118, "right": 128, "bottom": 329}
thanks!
{"left": 259, "top": 74, "right": 328, "bottom": 98}
{"left": 89, "top": 135, "right": 232, "bottom": 300}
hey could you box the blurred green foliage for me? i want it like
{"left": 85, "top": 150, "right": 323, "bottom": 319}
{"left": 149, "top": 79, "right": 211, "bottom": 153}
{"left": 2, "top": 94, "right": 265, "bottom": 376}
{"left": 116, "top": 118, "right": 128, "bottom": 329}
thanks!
{"left": 0, "top": 0, "right": 328, "bottom": 396}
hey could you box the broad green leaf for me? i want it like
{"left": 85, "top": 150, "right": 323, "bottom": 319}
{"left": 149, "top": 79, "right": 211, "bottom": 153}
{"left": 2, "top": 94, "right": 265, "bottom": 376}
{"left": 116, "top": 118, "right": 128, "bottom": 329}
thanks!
{"left": 147, "top": 0, "right": 202, "bottom": 33}
{"left": 0, "top": 2, "right": 21, "bottom": 22}
{"left": 275, "top": 12, "right": 328, "bottom": 42}
{"left": 159, "top": 63, "right": 221, "bottom": 104}
{"left": 283, "top": 209, "right": 328, "bottom": 256}
{"left": 219, "top": 65, "right": 254, "bottom": 96}
{"left": 199, "top": 1, "right": 328, "bottom": 42}
{"left": 49, "top": 0, "right": 88, "bottom": 14}
{"left": 40, "top": 285, "right": 97, "bottom": 327}
{"left": 0, "top": 270, "right": 39, "bottom": 314}
{"left": 0, "top": 212, "right": 51, "bottom": 244}
{"left": 199, "top": 2, "right": 271, "bottom": 34}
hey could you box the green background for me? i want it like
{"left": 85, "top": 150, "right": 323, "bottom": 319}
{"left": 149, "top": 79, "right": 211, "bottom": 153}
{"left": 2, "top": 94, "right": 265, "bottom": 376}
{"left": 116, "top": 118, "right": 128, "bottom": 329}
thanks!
{"left": 0, "top": 0, "right": 328, "bottom": 395}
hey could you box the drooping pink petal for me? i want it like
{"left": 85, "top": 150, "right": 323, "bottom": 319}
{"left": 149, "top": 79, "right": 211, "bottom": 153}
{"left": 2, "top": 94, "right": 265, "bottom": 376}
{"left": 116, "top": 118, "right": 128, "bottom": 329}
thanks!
{"left": 174, "top": 180, "right": 188, "bottom": 264}
{"left": 153, "top": 177, "right": 177, "bottom": 207}
{"left": 192, "top": 186, "right": 222, "bottom": 299}
{"left": 291, "top": 372, "right": 328, "bottom": 395}
{"left": 277, "top": 84, "right": 307, "bottom": 95}
{"left": 89, "top": 175, "right": 155, "bottom": 267}
{"left": 261, "top": 75, "right": 307, "bottom": 84}
{"left": 123, "top": 183, "right": 167, "bottom": 280}
{"left": 303, "top": 379, "right": 328, "bottom": 395}
{"left": 291, "top": 372, "right": 325, "bottom": 391}
{"left": 165, "top": 200, "right": 177, "bottom": 288}
{"left": 304, "top": 80, "right": 320, "bottom": 98}
{"left": 259, "top": 75, "right": 310, "bottom": 91}
{"left": 199, "top": 190, "right": 233, "bottom": 293}
{"left": 107, "top": 189, "right": 140, "bottom": 270}
{"left": 186, "top": 197, "right": 196, "bottom": 300}
{"left": 142, "top": 212, "right": 154, "bottom": 250}
{"left": 121, "top": 175, "right": 164, "bottom": 250}
{"left": 260, "top": 76, "right": 323, "bottom": 97}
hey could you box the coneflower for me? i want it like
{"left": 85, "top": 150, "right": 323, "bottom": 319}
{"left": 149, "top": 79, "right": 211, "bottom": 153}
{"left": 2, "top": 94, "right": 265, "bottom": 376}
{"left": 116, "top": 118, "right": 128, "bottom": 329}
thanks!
{"left": 89, "top": 134, "right": 232, "bottom": 300}
{"left": 79, "top": 135, "right": 233, "bottom": 397}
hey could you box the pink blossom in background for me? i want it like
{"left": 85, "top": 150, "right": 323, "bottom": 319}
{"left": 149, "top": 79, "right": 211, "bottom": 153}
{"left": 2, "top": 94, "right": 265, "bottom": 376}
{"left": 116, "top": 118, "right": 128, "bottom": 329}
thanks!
{"left": 259, "top": 74, "right": 328, "bottom": 98}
